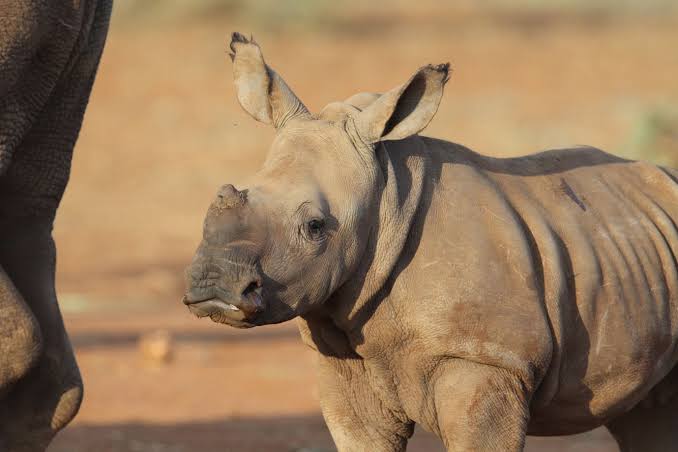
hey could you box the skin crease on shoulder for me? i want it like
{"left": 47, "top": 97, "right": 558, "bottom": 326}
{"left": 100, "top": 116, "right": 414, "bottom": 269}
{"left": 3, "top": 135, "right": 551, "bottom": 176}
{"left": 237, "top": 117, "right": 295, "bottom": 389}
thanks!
{"left": 0, "top": 1, "right": 112, "bottom": 451}
{"left": 183, "top": 32, "right": 678, "bottom": 452}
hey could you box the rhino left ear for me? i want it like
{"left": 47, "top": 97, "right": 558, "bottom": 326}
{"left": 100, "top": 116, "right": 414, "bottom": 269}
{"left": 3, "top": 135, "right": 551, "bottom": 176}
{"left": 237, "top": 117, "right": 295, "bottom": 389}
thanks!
{"left": 229, "top": 32, "right": 310, "bottom": 128}
{"left": 354, "top": 63, "right": 450, "bottom": 144}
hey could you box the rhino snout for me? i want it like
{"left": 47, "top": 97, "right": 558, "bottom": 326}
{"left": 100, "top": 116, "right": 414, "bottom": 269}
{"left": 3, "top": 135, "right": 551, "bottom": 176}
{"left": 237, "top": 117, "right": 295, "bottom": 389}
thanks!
{"left": 183, "top": 262, "right": 265, "bottom": 321}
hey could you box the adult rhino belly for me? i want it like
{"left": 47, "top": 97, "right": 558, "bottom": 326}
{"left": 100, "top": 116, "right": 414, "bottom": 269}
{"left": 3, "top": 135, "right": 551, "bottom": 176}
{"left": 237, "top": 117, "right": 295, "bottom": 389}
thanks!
{"left": 512, "top": 159, "right": 678, "bottom": 434}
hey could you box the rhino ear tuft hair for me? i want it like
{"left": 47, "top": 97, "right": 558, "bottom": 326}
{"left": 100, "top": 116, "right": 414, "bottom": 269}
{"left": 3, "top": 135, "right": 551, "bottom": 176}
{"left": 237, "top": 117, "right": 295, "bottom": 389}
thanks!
{"left": 354, "top": 63, "right": 451, "bottom": 144}
{"left": 229, "top": 32, "right": 310, "bottom": 128}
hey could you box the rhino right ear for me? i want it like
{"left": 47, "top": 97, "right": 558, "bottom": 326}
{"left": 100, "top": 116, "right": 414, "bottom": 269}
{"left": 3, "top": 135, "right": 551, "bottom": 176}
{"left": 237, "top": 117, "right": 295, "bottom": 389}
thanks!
{"left": 353, "top": 63, "right": 450, "bottom": 144}
{"left": 229, "top": 32, "right": 310, "bottom": 129}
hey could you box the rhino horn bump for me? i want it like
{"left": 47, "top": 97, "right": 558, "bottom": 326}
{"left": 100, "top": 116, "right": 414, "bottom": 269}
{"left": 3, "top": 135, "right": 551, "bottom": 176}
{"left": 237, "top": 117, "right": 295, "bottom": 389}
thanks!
{"left": 216, "top": 184, "right": 247, "bottom": 209}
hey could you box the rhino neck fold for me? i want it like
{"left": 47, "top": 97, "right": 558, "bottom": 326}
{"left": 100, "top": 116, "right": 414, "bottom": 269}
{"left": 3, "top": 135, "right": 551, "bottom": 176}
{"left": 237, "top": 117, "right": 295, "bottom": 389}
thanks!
{"left": 324, "top": 137, "right": 431, "bottom": 341}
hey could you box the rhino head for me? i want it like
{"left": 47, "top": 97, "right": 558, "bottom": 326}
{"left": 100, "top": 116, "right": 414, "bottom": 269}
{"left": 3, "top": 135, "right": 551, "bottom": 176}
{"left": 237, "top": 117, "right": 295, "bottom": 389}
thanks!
{"left": 183, "top": 32, "right": 449, "bottom": 328}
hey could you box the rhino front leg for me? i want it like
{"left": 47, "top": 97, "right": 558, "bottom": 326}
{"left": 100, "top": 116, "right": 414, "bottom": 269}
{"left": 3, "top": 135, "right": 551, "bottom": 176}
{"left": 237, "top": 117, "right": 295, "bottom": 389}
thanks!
{"left": 317, "top": 357, "right": 413, "bottom": 452}
{"left": 433, "top": 360, "right": 531, "bottom": 452}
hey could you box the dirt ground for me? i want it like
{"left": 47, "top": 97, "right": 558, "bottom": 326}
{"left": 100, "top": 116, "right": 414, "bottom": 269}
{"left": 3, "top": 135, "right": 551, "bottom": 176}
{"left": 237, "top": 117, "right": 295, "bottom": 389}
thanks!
{"left": 47, "top": 4, "right": 677, "bottom": 451}
{"left": 50, "top": 305, "right": 616, "bottom": 452}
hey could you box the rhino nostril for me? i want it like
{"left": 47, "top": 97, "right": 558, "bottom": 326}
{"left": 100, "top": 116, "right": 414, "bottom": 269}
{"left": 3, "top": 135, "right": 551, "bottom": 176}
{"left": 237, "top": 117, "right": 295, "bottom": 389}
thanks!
{"left": 241, "top": 280, "right": 264, "bottom": 313}
{"left": 241, "top": 280, "right": 261, "bottom": 298}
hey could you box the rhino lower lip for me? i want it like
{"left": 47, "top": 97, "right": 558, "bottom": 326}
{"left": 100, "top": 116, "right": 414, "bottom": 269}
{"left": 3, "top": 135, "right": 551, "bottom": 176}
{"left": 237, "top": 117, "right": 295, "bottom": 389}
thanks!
{"left": 185, "top": 299, "right": 242, "bottom": 318}
{"left": 182, "top": 294, "right": 240, "bottom": 311}
{"left": 218, "top": 301, "right": 240, "bottom": 311}
{"left": 185, "top": 298, "right": 255, "bottom": 329}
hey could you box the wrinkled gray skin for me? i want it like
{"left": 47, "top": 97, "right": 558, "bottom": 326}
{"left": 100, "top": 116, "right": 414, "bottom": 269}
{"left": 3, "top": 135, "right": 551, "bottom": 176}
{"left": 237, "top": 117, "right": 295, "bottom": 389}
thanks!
{"left": 184, "top": 33, "right": 678, "bottom": 451}
{"left": 0, "top": 1, "right": 111, "bottom": 450}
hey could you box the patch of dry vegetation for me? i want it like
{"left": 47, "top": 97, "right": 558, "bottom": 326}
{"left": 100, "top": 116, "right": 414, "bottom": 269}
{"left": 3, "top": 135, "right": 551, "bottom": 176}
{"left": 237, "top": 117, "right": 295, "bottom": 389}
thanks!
{"left": 111, "top": 0, "right": 678, "bottom": 30}
{"left": 625, "top": 108, "right": 678, "bottom": 167}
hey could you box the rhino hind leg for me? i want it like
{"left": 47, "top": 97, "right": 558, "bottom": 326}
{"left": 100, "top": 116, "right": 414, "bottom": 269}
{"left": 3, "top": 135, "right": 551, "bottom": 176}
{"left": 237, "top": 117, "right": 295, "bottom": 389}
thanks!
{"left": 606, "top": 398, "right": 678, "bottom": 452}
{"left": 606, "top": 367, "right": 678, "bottom": 452}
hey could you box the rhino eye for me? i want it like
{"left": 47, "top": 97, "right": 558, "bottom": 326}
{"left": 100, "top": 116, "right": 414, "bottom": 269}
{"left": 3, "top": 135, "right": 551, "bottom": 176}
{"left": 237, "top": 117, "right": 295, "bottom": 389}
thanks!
{"left": 306, "top": 219, "right": 326, "bottom": 241}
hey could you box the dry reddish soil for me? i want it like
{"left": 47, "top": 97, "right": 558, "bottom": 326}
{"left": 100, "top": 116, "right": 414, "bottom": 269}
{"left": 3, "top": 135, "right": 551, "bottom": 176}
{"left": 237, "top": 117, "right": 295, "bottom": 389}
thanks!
{"left": 50, "top": 306, "right": 616, "bottom": 452}
{"left": 48, "top": 10, "right": 677, "bottom": 452}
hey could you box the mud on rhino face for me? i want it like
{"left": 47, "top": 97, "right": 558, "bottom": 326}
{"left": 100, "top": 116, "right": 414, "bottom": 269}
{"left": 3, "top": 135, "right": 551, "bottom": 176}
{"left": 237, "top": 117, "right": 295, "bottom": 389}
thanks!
{"left": 183, "top": 32, "right": 449, "bottom": 328}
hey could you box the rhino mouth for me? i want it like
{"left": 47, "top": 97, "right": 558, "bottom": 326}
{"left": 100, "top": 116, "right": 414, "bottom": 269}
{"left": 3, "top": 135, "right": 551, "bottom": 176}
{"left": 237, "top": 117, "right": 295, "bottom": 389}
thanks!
{"left": 182, "top": 296, "right": 256, "bottom": 329}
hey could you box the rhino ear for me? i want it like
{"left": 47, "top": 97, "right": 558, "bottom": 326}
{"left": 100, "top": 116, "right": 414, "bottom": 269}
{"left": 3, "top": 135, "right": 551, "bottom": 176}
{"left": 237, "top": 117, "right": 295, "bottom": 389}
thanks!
{"left": 229, "top": 32, "right": 310, "bottom": 128}
{"left": 354, "top": 63, "right": 450, "bottom": 144}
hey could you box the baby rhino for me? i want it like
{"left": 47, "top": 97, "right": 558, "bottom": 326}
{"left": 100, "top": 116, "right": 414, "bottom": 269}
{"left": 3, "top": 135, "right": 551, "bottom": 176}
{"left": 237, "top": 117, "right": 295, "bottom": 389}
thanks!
{"left": 183, "top": 32, "right": 678, "bottom": 452}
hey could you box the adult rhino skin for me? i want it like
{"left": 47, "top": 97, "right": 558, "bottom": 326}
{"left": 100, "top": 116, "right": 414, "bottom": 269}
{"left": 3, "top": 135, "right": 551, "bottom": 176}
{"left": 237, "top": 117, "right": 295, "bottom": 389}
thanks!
{"left": 184, "top": 33, "right": 678, "bottom": 452}
{"left": 0, "top": 1, "right": 111, "bottom": 450}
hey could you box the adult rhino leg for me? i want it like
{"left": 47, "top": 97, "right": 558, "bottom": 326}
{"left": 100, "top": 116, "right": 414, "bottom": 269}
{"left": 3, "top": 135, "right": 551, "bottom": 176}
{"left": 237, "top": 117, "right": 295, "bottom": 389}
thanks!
{"left": 0, "top": 218, "right": 83, "bottom": 452}
{"left": 0, "top": 0, "right": 111, "bottom": 448}
{"left": 0, "top": 265, "right": 42, "bottom": 394}
{"left": 606, "top": 366, "right": 678, "bottom": 452}
{"left": 433, "top": 359, "right": 531, "bottom": 452}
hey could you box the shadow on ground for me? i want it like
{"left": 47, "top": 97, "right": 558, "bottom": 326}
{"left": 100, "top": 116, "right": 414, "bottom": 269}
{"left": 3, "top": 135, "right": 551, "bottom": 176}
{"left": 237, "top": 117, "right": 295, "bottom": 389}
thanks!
{"left": 50, "top": 415, "right": 335, "bottom": 452}
{"left": 50, "top": 415, "right": 617, "bottom": 452}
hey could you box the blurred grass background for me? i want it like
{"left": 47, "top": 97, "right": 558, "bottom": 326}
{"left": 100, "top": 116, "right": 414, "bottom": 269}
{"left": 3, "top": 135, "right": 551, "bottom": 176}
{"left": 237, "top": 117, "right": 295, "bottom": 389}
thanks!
{"left": 110, "top": 0, "right": 678, "bottom": 27}
{"left": 626, "top": 107, "right": 678, "bottom": 166}
{"left": 49, "top": 2, "right": 678, "bottom": 451}
{"left": 58, "top": 0, "right": 677, "bottom": 293}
